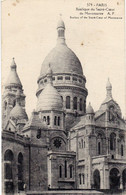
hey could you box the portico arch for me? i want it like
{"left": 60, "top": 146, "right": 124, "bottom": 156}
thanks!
{"left": 122, "top": 169, "right": 126, "bottom": 190}
{"left": 109, "top": 168, "right": 120, "bottom": 189}
{"left": 93, "top": 169, "right": 100, "bottom": 189}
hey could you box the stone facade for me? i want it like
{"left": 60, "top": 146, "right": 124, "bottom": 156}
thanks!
{"left": 2, "top": 19, "right": 126, "bottom": 194}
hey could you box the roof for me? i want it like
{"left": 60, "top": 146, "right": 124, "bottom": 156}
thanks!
{"left": 24, "top": 111, "right": 46, "bottom": 129}
{"left": 71, "top": 115, "right": 86, "bottom": 129}
{"left": 40, "top": 44, "right": 83, "bottom": 77}
{"left": 86, "top": 102, "right": 94, "bottom": 114}
{"left": 57, "top": 18, "right": 65, "bottom": 29}
{"left": 36, "top": 82, "right": 63, "bottom": 111}
{"left": 5, "top": 58, "right": 22, "bottom": 87}
{"left": 10, "top": 102, "right": 28, "bottom": 120}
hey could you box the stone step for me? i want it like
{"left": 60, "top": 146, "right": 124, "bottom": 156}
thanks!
{"left": 26, "top": 190, "right": 104, "bottom": 195}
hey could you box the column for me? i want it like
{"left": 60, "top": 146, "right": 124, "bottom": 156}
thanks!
{"left": 100, "top": 169, "right": 104, "bottom": 189}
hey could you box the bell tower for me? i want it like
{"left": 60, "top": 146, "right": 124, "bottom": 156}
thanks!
{"left": 2, "top": 58, "right": 26, "bottom": 128}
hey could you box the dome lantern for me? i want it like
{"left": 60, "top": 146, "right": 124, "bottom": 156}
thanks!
{"left": 57, "top": 16, "right": 66, "bottom": 45}
{"left": 106, "top": 78, "right": 112, "bottom": 98}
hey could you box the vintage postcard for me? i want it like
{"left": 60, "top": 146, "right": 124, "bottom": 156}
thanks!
{"left": 1, "top": 0, "right": 126, "bottom": 194}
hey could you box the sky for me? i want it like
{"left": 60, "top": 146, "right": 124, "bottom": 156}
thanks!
{"left": 2, "top": 0, "right": 126, "bottom": 118}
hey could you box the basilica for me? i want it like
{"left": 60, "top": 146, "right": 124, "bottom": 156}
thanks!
{"left": 2, "top": 19, "right": 126, "bottom": 194}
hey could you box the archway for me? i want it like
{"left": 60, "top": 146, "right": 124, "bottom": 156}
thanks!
{"left": 93, "top": 169, "right": 100, "bottom": 189}
{"left": 109, "top": 168, "right": 120, "bottom": 189}
{"left": 4, "top": 150, "right": 14, "bottom": 194}
{"left": 122, "top": 169, "right": 126, "bottom": 190}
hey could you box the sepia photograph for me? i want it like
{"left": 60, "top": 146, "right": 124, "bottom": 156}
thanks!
{"left": 1, "top": 0, "right": 126, "bottom": 194}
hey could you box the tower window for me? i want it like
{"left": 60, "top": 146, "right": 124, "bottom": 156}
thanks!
{"left": 13, "top": 100, "right": 16, "bottom": 107}
{"left": 69, "top": 165, "right": 73, "bottom": 178}
{"left": 65, "top": 160, "right": 67, "bottom": 178}
{"left": 66, "top": 96, "right": 70, "bottom": 109}
{"left": 82, "top": 174, "right": 85, "bottom": 184}
{"left": 58, "top": 117, "right": 60, "bottom": 126}
{"left": 43, "top": 116, "right": 46, "bottom": 122}
{"left": 59, "top": 165, "right": 62, "bottom": 178}
{"left": 84, "top": 100, "right": 86, "bottom": 113}
{"left": 47, "top": 116, "right": 50, "bottom": 125}
{"left": 4, "top": 101, "right": 7, "bottom": 110}
{"left": 44, "top": 79, "right": 47, "bottom": 83}
{"left": 57, "top": 76, "right": 63, "bottom": 80}
{"left": 73, "top": 97, "right": 77, "bottom": 110}
{"left": 54, "top": 116, "right": 57, "bottom": 126}
{"left": 81, "top": 139, "right": 83, "bottom": 148}
{"left": 121, "top": 144, "right": 124, "bottom": 156}
{"left": 98, "top": 142, "right": 101, "bottom": 155}
{"left": 110, "top": 133, "right": 116, "bottom": 150}
{"left": 79, "top": 174, "right": 81, "bottom": 184}
{"left": 65, "top": 76, "right": 70, "bottom": 80}
{"left": 36, "top": 128, "right": 41, "bottom": 139}
{"left": 80, "top": 98, "right": 82, "bottom": 111}
{"left": 79, "top": 79, "right": 82, "bottom": 83}
{"left": 52, "top": 77, "right": 55, "bottom": 81}
{"left": 73, "top": 77, "right": 77, "bottom": 81}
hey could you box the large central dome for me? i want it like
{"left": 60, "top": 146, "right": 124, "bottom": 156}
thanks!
{"left": 39, "top": 18, "right": 83, "bottom": 78}
{"left": 40, "top": 44, "right": 83, "bottom": 77}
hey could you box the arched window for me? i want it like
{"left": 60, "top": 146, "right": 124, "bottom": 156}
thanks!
{"left": 43, "top": 116, "right": 46, "bottom": 122}
{"left": 61, "top": 96, "right": 63, "bottom": 102}
{"left": 79, "top": 174, "right": 81, "bottom": 184}
{"left": 121, "top": 145, "right": 124, "bottom": 156}
{"left": 4, "top": 150, "right": 13, "bottom": 179}
{"left": 66, "top": 96, "right": 70, "bottom": 109}
{"left": 54, "top": 116, "right": 57, "bottom": 126}
{"left": 58, "top": 117, "right": 60, "bottom": 126}
{"left": 47, "top": 116, "right": 50, "bottom": 125}
{"left": 18, "top": 153, "right": 24, "bottom": 190}
{"left": 36, "top": 128, "right": 41, "bottom": 139}
{"left": 110, "top": 133, "right": 116, "bottom": 150}
{"left": 109, "top": 106, "right": 115, "bottom": 121}
{"left": 59, "top": 165, "right": 62, "bottom": 178}
{"left": 4, "top": 150, "right": 14, "bottom": 194}
{"left": 73, "top": 97, "right": 77, "bottom": 110}
{"left": 84, "top": 100, "right": 86, "bottom": 113}
{"left": 84, "top": 141, "right": 85, "bottom": 148}
{"left": 110, "top": 168, "right": 120, "bottom": 189}
{"left": 4, "top": 101, "right": 7, "bottom": 110}
{"left": 65, "top": 160, "right": 67, "bottom": 178}
{"left": 69, "top": 165, "right": 73, "bottom": 178}
{"left": 81, "top": 139, "right": 83, "bottom": 148}
{"left": 82, "top": 174, "right": 85, "bottom": 184}
{"left": 80, "top": 98, "right": 82, "bottom": 111}
{"left": 13, "top": 100, "right": 16, "bottom": 107}
{"left": 93, "top": 169, "right": 100, "bottom": 189}
{"left": 98, "top": 142, "right": 101, "bottom": 155}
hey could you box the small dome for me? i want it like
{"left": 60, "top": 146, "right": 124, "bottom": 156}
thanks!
{"left": 37, "top": 83, "right": 63, "bottom": 111}
{"left": 57, "top": 18, "right": 65, "bottom": 29}
{"left": 10, "top": 103, "right": 28, "bottom": 120}
{"left": 5, "top": 58, "right": 22, "bottom": 87}
{"left": 40, "top": 44, "right": 83, "bottom": 77}
{"left": 86, "top": 103, "right": 94, "bottom": 114}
